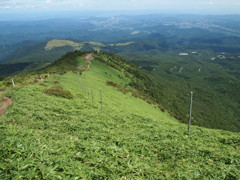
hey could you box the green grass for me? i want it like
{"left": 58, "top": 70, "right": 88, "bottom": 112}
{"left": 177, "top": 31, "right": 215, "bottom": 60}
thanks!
{"left": 2, "top": 38, "right": 240, "bottom": 132}
{"left": 0, "top": 54, "right": 239, "bottom": 179}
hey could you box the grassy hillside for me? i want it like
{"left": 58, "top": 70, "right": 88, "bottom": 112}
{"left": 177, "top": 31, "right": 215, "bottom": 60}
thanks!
{"left": 0, "top": 52, "right": 239, "bottom": 179}
{"left": 118, "top": 48, "right": 240, "bottom": 132}
{"left": 1, "top": 49, "right": 240, "bottom": 132}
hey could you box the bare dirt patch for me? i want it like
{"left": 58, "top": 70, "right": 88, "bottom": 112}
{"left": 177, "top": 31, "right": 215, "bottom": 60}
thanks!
{"left": 0, "top": 97, "right": 12, "bottom": 115}
{"left": 84, "top": 53, "right": 94, "bottom": 62}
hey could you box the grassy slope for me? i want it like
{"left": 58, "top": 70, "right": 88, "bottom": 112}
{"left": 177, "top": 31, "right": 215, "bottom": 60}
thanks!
{"left": 2, "top": 39, "right": 239, "bottom": 132}
{"left": 120, "top": 49, "right": 240, "bottom": 132}
{"left": 0, "top": 54, "right": 240, "bottom": 179}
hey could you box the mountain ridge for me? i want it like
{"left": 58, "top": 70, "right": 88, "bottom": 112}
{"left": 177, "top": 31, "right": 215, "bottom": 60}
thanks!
{"left": 0, "top": 51, "right": 239, "bottom": 179}
{"left": 1, "top": 50, "right": 240, "bottom": 132}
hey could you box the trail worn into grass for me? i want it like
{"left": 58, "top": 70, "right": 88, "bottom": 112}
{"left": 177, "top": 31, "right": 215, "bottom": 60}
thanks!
{"left": 0, "top": 97, "right": 12, "bottom": 115}
{"left": 84, "top": 53, "right": 94, "bottom": 62}
{"left": 83, "top": 53, "right": 95, "bottom": 70}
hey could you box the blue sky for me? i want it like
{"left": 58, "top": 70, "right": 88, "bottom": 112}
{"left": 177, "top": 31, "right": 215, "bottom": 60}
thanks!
{"left": 0, "top": 0, "right": 240, "bottom": 14}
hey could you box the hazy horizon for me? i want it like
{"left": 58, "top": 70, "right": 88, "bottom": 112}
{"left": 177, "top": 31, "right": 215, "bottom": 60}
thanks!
{"left": 0, "top": 0, "right": 240, "bottom": 20}
{"left": 1, "top": 10, "right": 240, "bottom": 21}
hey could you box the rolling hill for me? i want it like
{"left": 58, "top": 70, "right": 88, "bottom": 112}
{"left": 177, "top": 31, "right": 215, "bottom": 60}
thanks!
{"left": 1, "top": 37, "right": 240, "bottom": 132}
{"left": 0, "top": 39, "right": 135, "bottom": 78}
{"left": 0, "top": 51, "right": 239, "bottom": 179}
{"left": 0, "top": 39, "right": 135, "bottom": 64}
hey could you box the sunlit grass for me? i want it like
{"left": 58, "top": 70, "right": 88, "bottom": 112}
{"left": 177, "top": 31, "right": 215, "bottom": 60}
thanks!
{"left": 0, "top": 55, "right": 239, "bottom": 179}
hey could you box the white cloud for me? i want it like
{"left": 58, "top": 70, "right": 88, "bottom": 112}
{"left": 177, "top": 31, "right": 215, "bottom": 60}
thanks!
{"left": 45, "top": 0, "right": 52, "bottom": 4}
{"left": 207, "top": 1, "right": 215, "bottom": 5}
{"left": 3, "top": 5, "right": 11, "bottom": 8}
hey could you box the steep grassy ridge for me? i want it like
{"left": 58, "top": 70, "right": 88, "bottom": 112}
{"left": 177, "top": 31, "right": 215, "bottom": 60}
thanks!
{"left": 0, "top": 52, "right": 239, "bottom": 179}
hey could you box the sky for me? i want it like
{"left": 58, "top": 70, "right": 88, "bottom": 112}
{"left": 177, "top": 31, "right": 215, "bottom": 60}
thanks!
{"left": 0, "top": 0, "right": 240, "bottom": 14}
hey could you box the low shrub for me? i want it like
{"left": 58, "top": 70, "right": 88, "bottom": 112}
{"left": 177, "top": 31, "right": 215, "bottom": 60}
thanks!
{"left": 39, "top": 82, "right": 47, "bottom": 87}
{"left": 44, "top": 86, "right": 74, "bottom": 99}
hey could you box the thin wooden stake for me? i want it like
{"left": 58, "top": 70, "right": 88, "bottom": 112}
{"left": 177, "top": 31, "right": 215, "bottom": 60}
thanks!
{"left": 188, "top": 91, "right": 193, "bottom": 134}
{"left": 100, "top": 89, "right": 103, "bottom": 110}
{"left": 12, "top": 79, "right": 15, "bottom": 87}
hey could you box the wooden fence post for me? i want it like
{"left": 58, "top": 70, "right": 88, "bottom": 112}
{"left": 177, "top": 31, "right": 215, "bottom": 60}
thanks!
{"left": 12, "top": 79, "right": 15, "bottom": 88}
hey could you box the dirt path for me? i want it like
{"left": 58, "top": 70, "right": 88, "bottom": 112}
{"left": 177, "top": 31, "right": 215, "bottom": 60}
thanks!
{"left": 84, "top": 53, "right": 94, "bottom": 62}
{"left": 0, "top": 97, "right": 12, "bottom": 115}
{"left": 82, "top": 53, "right": 95, "bottom": 70}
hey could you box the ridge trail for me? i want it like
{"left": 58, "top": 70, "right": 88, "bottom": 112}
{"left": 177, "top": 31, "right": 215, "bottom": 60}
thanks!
{"left": 0, "top": 97, "right": 12, "bottom": 115}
